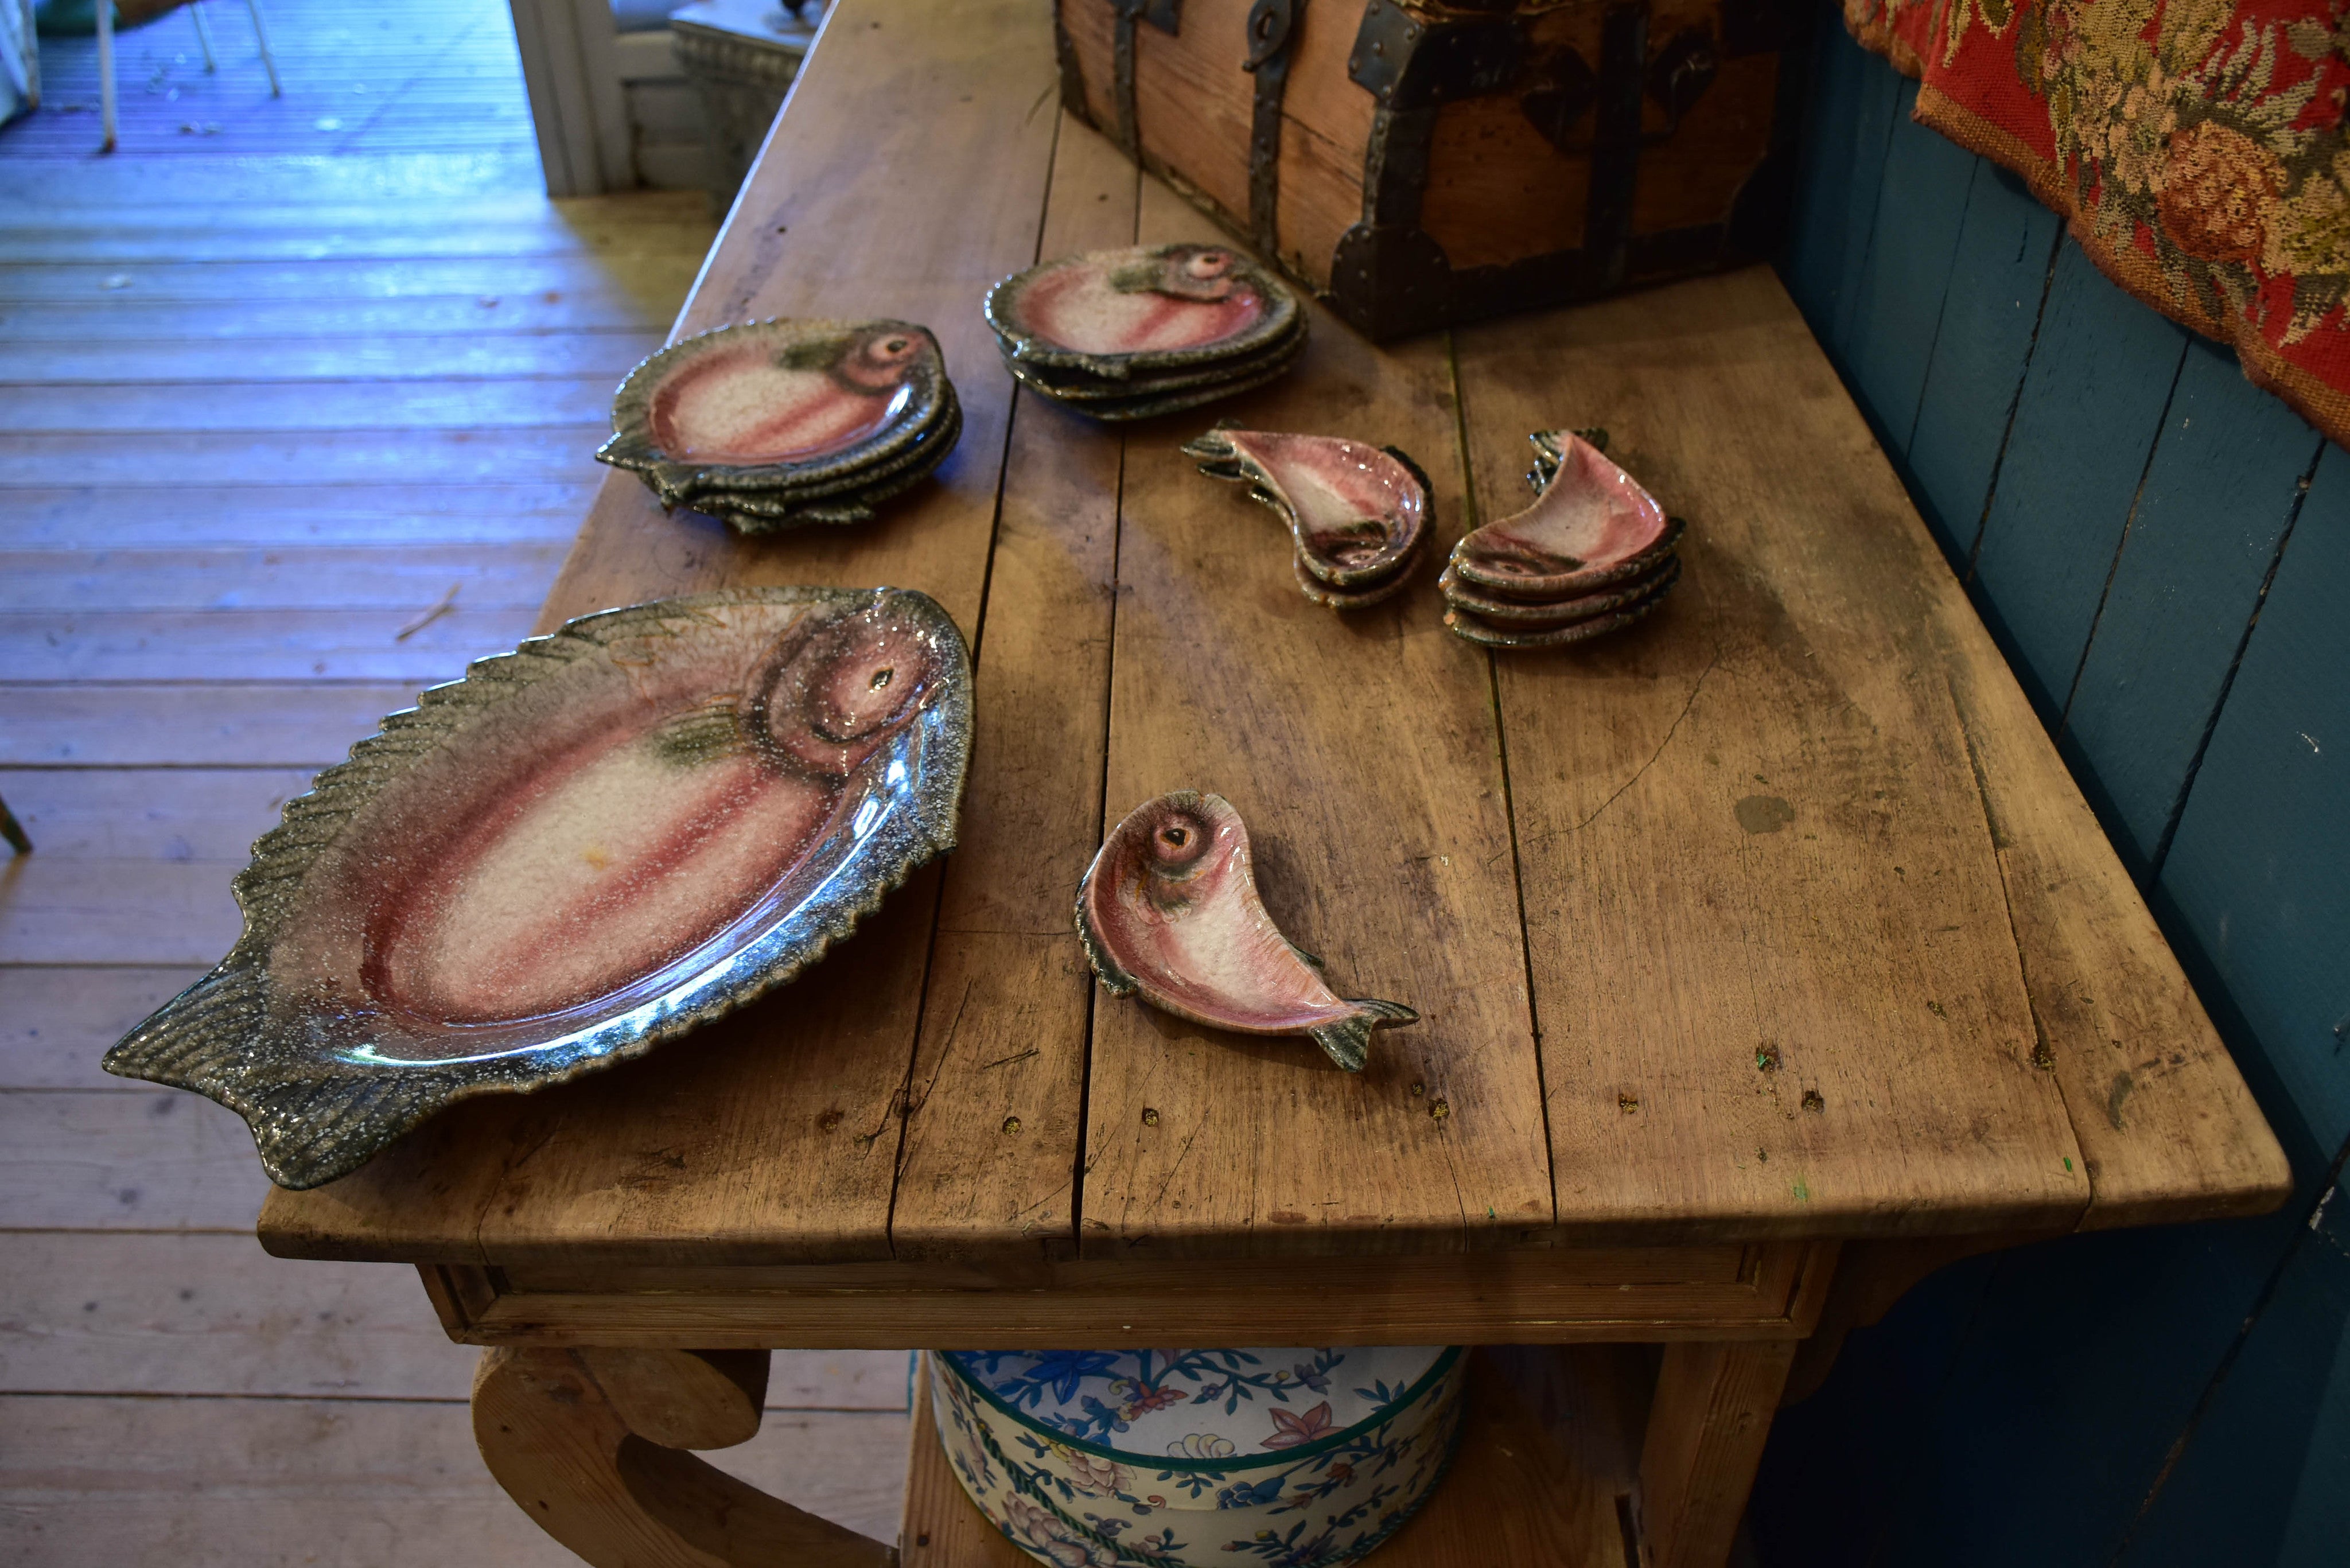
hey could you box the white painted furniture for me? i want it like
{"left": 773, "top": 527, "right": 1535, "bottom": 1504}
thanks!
{"left": 94, "top": 0, "right": 279, "bottom": 153}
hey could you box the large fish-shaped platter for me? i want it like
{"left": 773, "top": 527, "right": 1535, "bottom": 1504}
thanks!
{"left": 1448, "top": 428, "right": 1684, "bottom": 601}
{"left": 986, "top": 243, "right": 1301, "bottom": 380}
{"left": 1076, "top": 790, "right": 1417, "bottom": 1071}
{"left": 598, "top": 318, "right": 960, "bottom": 526}
{"left": 104, "top": 588, "right": 974, "bottom": 1190}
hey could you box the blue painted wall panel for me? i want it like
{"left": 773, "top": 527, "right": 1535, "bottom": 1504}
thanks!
{"left": 2116, "top": 1172, "right": 2350, "bottom": 1568}
{"left": 1780, "top": 17, "right": 1904, "bottom": 359}
{"left": 1748, "top": 1257, "right": 1997, "bottom": 1568}
{"left": 1866, "top": 1210, "right": 2308, "bottom": 1568}
{"left": 2158, "top": 449, "right": 2350, "bottom": 1164}
{"left": 2057, "top": 338, "right": 2322, "bottom": 876}
{"left": 1968, "top": 240, "right": 2192, "bottom": 722}
{"left": 1838, "top": 81, "right": 1974, "bottom": 454}
{"left": 1769, "top": 6, "right": 2348, "bottom": 1564}
{"left": 1903, "top": 158, "right": 2064, "bottom": 566}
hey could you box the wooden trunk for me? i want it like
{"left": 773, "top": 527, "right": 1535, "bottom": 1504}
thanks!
{"left": 1054, "top": 0, "right": 1812, "bottom": 338}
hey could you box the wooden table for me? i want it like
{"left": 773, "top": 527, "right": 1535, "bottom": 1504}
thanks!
{"left": 256, "top": 2, "right": 2291, "bottom": 1563}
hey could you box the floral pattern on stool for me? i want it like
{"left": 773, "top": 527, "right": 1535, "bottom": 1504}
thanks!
{"left": 929, "top": 1346, "right": 1464, "bottom": 1568}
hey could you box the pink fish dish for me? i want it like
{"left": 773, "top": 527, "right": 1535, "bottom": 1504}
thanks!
{"left": 103, "top": 587, "right": 974, "bottom": 1190}
{"left": 1076, "top": 790, "right": 1417, "bottom": 1071}
{"left": 597, "top": 317, "right": 962, "bottom": 532}
{"left": 1182, "top": 426, "right": 1433, "bottom": 609}
{"left": 983, "top": 242, "right": 1305, "bottom": 420}
{"left": 1440, "top": 428, "right": 1687, "bottom": 649}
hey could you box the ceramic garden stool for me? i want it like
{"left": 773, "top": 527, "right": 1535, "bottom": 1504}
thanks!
{"left": 254, "top": 2, "right": 2291, "bottom": 1566}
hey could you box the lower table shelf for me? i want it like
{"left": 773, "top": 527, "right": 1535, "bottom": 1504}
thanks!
{"left": 898, "top": 1348, "right": 1644, "bottom": 1567}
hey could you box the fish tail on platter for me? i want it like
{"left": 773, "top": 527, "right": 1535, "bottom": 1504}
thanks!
{"left": 104, "top": 963, "right": 447, "bottom": 1190}
{"left": 1072, "top": 882, "right": 1138, "bottom": 997}
{"left": 1307, "top": 997, "right": 1420, "bottom": 1073}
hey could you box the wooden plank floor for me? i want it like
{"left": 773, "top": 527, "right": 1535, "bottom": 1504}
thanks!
{"left": 0, "top": 3, "right": 916, "bottom": 1561}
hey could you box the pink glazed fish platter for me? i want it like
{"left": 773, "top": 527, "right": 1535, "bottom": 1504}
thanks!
{"left": 931, "top": 1345, "right": 1465, "bottom": 1567}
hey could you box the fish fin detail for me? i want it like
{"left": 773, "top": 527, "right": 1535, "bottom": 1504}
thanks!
{"left": 649, "top": 696, "right": 753, "bottom": 767}
{"left": 1308, "top": 997, "right": 1418, "bottom": 1071}
{"left": 1308, "top": 1016, "right": 1374, "bottom": 1072}
{"left": 1072, "top": 878, "right": 1138, "bottom": 997}
{"left": 1348, "top": 997, "right": 1420, "bottom": 1027}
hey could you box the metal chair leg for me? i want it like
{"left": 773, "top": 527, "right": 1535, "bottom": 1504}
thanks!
{"left": 96, "top": 0, "right": 117, "bottom": 153}
{"left": 190, "top": 0, "right": 218, "bottom": 72}
{"left": 243, "top": 0, "right": 281, "bottom": 97}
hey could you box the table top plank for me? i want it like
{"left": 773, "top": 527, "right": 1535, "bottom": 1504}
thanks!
{"left": 1069, "top": 180, "right": 1555, "bottom": 1259}
{"left": 261, "top": 0, "right": 1064, "bottom": 1266}
{"left": 1460, "top": 273, "right": 2095, "bottom": 1238}
{"left": 1940, "top": 597, "right": 2290, "bottom": 1227}
{"left": 886, "top": 115, "right": 1138, "bottom": 1260}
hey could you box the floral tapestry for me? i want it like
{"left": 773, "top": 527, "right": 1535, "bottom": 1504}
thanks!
{"left": 1843, "top": 0, "right": 2350, "bottom": 445}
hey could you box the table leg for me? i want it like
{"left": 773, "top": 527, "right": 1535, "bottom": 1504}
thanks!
{"left": 1636, "top": 1339, "right": 1796, "bottom": 1568}
{"left": 471, "top": 1345, "right": 897, "bottom": 1567}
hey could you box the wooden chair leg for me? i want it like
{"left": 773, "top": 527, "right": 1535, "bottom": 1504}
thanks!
{"left": 96, "top": 0, "right": 117, "bottom": 153}
{"left": 242, "top": 0, "right": 281, "bottom": 95}
{"left": 1636, "top": 1340, "right": 1796, "bottom": 1568}
{"left": 472, "top": 1346, "right": 897, "bottom": 1568}
{"left": 189, "top": 1, "right": 218, "bottom": 72}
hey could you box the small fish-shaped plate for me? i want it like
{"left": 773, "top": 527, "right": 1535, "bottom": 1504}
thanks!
{"left": 1443, "top": 561, "right": 1681, "bottom": 648}
{"left": 1439, "top": 552, "right": 1680, "bottom": 626}
{"left": 1184, "top": 427, "right": 1432, "bottom": 594}
{"left": 1449, "top": 429, "right": 1684, "bottom": 601}
{"left": 986, "top": 243, "right": 1302, "bottom": 381}
{"left": 105, "top": 587, "right": 974, "bottom": 1190}
{"left": 599, "top": 318, "right": 959, "bottom": 518}
{"left": 1076, "top": 790, "right": 1417, "bottom": 1071}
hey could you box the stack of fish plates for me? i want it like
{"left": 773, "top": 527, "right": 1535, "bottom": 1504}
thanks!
{"left": 1182, "top": 426, "right": 1432, "bottom": 609}
{"left": 1440, "top": 429, "right": 1686, "bottom": 649}
{"left": 985, "top": 242, "right": 1305, "bottom": 421}
{"left": 597, "top": 317, "right": 962, "bottom": 531}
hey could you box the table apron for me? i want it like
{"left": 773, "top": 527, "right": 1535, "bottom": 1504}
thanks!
{"left": 419, "top": 1240, "right": 1839, "bottom": 1348}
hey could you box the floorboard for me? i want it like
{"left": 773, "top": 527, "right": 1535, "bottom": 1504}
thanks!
{"left": 0, "top": 1396, "right": 909, "bottom": 1563}
{"left": 2, "top": 967, "right": 213, "bottom": 1090}
{"left": 0, "top": 332, "right": 662, "bottom": 382}
{"left": 0, "top": 684, "right": 430, "bottom": 765}
{"left": 0, "top": 606, "right": 545, "bottom": 682}
{"left": 2, "top": 1232, "right": 913, "bottom": 1407}
{"left": 0, "top": 429, "right": 610, "bottom": 488}
{"left": 0, "top": 254, "right": 704, "bottom": 306}
{"left": 0, "top": 378, "right": 617, "bottom": 431}
{"left": 4, "top": 485, "right": 596, "bottom": 548}
{"left": 1, "top": 544, "right": 566, "bottom": 610}
{"left": 0, "top": 0, "right": 741, "bottom": 1557}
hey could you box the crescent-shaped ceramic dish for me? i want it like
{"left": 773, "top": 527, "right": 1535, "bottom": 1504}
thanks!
{"left": 1182, "top": 427, "right": 1433, "bottom": 592}
{"left": 1449, "top": 429, "right": 1684, "bottom": 601}
{"left": 1075, "top": 789, "right": 1417, "bottom": 1070}
{"left": 1439, "top": 553, "right": 1680, "bottom": 626}
{"left": 598, "top": 318, "right": 959, "bottom": 518}
{"left": 104, "top": 587, "right": 974, "bottom": 1190}
{"left": 1443, "top": 573, "right": 1678, "bottom": 648}
{"left": 1292, "top": 550, "right": 1418, "bottom": 610}
{"left": 986, "top": 242, "right": 1303, "bottom": 380}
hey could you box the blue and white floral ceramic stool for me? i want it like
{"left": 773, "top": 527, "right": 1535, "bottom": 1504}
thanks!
{"left": 931, "top": 1346, "right": 1465, "bottom": 1568}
